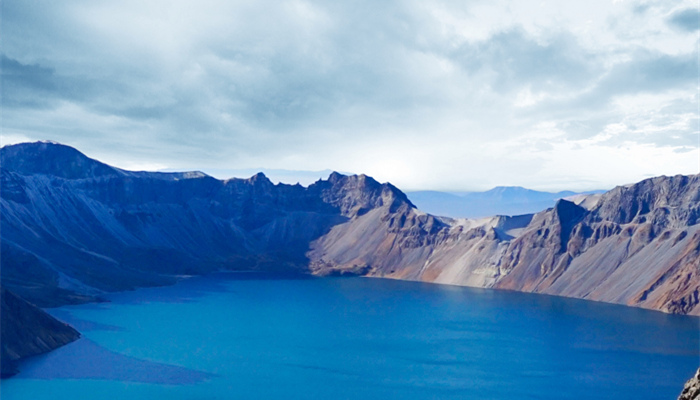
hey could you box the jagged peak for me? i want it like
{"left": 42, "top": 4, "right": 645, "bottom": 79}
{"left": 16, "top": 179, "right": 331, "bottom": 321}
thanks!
{"left": 323, "top": 172, "right": 381, "bottom": 191}
{"left": 554, "top": 198, "right": 582, "bottom": 211}
{"left": 307, "top": 171, "right": 416, "bottom": 217}
{"left": 552, "top": 199, "right": 586, "bottom": 224}
{"left": 591, "top": 173, "right": 700, "bottom": 226}
{"left": 384, "top": 182, "right": 416, "bottom": 208}
{"left": 327, "top": 171, "right": 347, "bottom": 184}
{"left": 248, "top": 171, "right": 273, "bottom": 186}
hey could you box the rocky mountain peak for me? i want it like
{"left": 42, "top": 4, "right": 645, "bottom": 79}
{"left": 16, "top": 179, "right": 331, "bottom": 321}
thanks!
{"left": 592, "top": 174, "right": 700, "bottom": 228}
{"left": 553, "top": 199, "right": 586, "bottom": 225}
{"left": 314, "top": 172, "right": 415, "bottom": 217}
{"left": 2, "top": 141, "right": 698, "bottom": 322}
{"left": 327, "top": 171, "right": 346, "bottom": 184}
{"left": 248, "top": 172, "right": 273, "bottom": 186}
{"left": 1, "top": 141, "right": 119, "bottom": 180}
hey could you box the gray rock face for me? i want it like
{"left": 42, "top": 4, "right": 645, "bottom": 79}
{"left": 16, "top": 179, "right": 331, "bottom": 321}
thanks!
{"left": 493, "top": 174, "right": 700, "bottom": 314}
{"left": 1, "top": 288, "right": 80, "bottom": 377}
{"left": 0, "top": 142, "right": 407, "bottom": 306}
{"left": 2, "top": 142, "right": 699, "bottom": 317}
{"left": 679, "top": 368, "right": 700, "bottom": 400}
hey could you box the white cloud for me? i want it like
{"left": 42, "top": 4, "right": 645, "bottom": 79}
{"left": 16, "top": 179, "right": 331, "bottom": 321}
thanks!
{"left": 1, "top": 0, "right": 697, "bottom": 191}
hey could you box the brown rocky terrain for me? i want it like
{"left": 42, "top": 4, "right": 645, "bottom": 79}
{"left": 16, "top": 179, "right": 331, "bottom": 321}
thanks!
{"left": 310, "top": 174, "right": 700, "bottom": 316}
{"left": 1, "top": 141, "right": 698, "bottom": 374}
{"left": 2, "top": 142, "right": 698, "bottom": 315}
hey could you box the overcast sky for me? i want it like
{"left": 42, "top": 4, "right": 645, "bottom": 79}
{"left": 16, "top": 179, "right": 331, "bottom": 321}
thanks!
{"left": 2, "top": 0, "right": 698, "bottom": 191}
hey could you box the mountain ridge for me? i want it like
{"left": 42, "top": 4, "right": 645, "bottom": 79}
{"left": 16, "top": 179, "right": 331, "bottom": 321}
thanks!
{"left": 1, "top": 141, "right": 698, "bottom": 315}
{"left": 0, "top": 142, "right": 416, "bottom": 306}
{"left": 2, "top": 141, "right": 699, "bottom": 376}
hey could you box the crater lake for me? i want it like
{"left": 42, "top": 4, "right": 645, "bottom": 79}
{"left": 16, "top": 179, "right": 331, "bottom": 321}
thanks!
{"left": 3, "top": 273, "right": 698, "bottom": 400}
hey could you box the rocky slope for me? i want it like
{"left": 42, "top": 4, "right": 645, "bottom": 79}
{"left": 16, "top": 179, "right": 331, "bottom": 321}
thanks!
{"left": 496, "top": 175, "right": 700, "bottom": 314}
{"left": 679, "top": 368, "right": 700, "bottom": 400}
{"left": 1, "top": 142, "right": 699, "bottom": 317}
{"left": 0, "top": 142, "right": 408, "bottom": 306}
{"left": 1, "top": 288, "right": 80, "bottom": 377}
{"left": 310, "top": 175, "right": 700, "bottom": 315}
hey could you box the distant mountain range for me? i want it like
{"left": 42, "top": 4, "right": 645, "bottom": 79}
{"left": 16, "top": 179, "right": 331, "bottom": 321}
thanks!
{"left": 407, "top": 187, "right": 605, "bottom": 219}
{"left": 1, "top": 141, "right": 699, "bottom": 375}
{"left": 163, "top": 169, "right": 601, "bottom": 219}
{"left": 160, "top": 167, "right": 350, "bottom": 187}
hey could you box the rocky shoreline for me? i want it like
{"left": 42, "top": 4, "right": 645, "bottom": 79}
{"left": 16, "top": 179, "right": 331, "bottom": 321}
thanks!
{"left": 679, "top": 368, "right": 700, "bottom": 400}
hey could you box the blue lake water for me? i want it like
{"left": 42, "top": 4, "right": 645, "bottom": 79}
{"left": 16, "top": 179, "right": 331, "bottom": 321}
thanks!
{"left": 2, "top": 273, "right": 699, "bottom": 399}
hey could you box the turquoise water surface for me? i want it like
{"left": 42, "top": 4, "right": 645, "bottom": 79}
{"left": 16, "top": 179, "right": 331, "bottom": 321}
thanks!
{"left": 2, "top": 273, "right": 699, "bottom": 399}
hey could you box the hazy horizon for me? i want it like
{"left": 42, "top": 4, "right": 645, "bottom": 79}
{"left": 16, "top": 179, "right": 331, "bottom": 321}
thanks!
{"left": 3, "top": 139, "right": 687, "bottom": 192}
{"left": 1, "top": 139, "right": 627, "bottom": 192}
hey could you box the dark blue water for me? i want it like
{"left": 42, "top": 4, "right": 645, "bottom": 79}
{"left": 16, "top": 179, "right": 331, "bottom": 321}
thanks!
{"left": 3, "top": 273, "right": 698, "bottom": 399}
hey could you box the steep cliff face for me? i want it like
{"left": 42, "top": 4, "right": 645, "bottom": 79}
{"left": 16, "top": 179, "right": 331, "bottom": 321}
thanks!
{"left": 492, "top": 174, "right": 700, "bottom": 315}
{"left": 1, "top": 288, "right": 80, "bottom": 377}
{"left": 307, "top": 178, "right": 699, "bottom": 316}
{"left": 309, "top": 173, "right": 700, "bottom": 315}
{"left": 2, "top": 142, "right": 699, "bottom": 316}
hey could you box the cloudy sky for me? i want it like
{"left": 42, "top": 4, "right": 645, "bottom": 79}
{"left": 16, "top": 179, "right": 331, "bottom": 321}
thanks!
{"left": 2, "top": 0, "right": 698, "bottom": 191}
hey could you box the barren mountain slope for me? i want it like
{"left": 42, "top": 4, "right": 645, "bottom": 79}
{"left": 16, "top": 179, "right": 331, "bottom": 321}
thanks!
{"left": 309, "top": 175, "right": 700, "bottom": 315}
{"left": 0, "top": 143, "right": 406, "bottom": 306}
{"left": 2, "top": 142, "right": 698, "bottom": 316}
